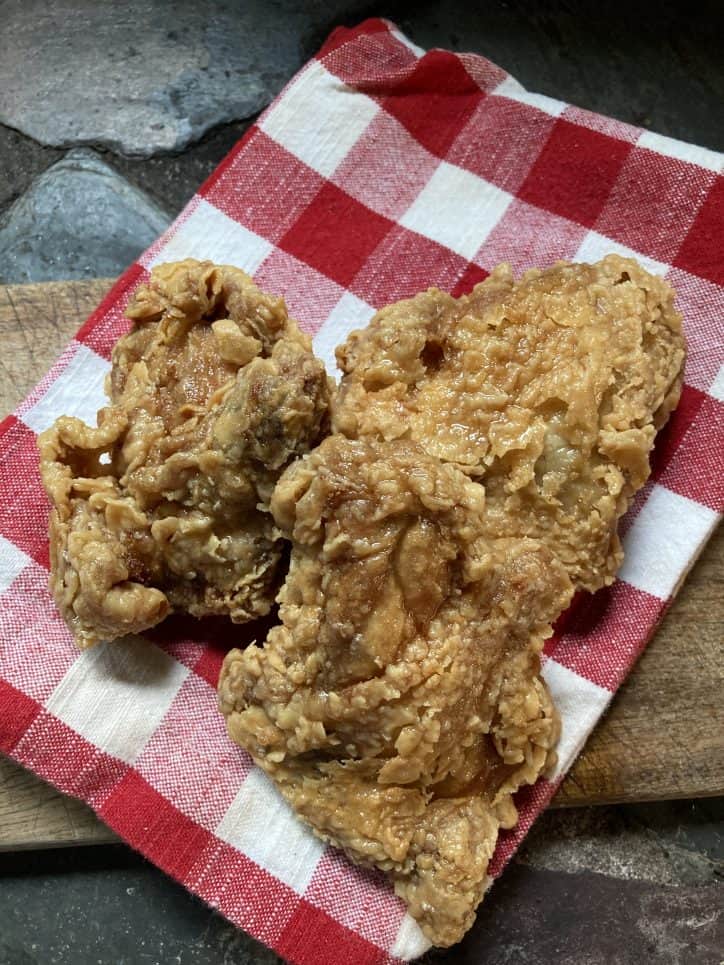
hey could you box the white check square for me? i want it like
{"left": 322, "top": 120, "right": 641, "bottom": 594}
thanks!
{"left": 618, "top": 485, "right": 718, "bottom": 600}
{"left": 0, "top": 535, "right": 31, "bottom": 594}
{"left": 493, "top": 76, "right": 566, "bottom": 117}
{"left": 216, "top": 767, "right": 325, "bottom": 893}
{"left": 709, "top": 364, "right": 724, "bottom": 403}
{"left": 541, "top": 658, "right": 611, "bottom": 779}
{"left": 400, "top": 161, "right": 513, "bottom": 260}
{"left": 391, "top": 913, "right": 432, "bottom": 960}
{"left": 574, "top": 230, "right": 669, "bottom": 277}
{"left": 313, "top": 292, "right": 377, "bottom": 374}
{"left": 146, "top": 198, "right": 273, "bottom": 275}
{"left": 21, "top": 343, "right": 110, "bottom": 435}
{"left": 261, "top": 62, "right": 379, "bottom": 178}
{"left": 45, "top": 637, "right": 189, "bottom": 764}
{"left": 637, "top": 131, "right": 723, "bottom": 174}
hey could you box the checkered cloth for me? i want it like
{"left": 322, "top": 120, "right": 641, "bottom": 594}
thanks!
{"left": 1, "top": 18, "right": 722, "bottom": 964}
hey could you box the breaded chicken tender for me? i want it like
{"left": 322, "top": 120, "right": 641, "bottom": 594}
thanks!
{"left": 40, "top": 260, "right": 331, "bottom": 648}
{"left": 334, "top": 256, "right": 685, "bottom": 590}
{"left": 219, "top": 435, "right": 574, "bottom": 947}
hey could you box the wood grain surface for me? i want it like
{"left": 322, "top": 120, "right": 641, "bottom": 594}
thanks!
{"left": 0, "top": 278, "right": 721, "bottom": 851}
{"left": 0, "top": 278, "right": 113, "bottom": 413}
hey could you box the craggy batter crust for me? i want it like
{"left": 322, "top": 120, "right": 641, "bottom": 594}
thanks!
{"left": 39, "top": 259, "right": 331, "bottom": 648}
{"left": 219, "top": 436, "right": 573, "bottom": 946}
{"left": 335, "top": 256, "right": 685, "bottom": 591}
{"left": 219, "top": 257, "right": 685, "bottom": 947}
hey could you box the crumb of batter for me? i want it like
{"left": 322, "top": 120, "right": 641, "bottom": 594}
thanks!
{"left": 39, "top": 259, "right": 332, "bottom": 648}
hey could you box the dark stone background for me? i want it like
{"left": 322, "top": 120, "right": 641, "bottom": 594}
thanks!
{"left": 0, "top": 0, "right": 722, "bottom": 962}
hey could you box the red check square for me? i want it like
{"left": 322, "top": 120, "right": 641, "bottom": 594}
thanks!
{"left": 254, "top": 249, "right": 345, "bottom": 334}
{"left": 648, "top": 384, "right": 708, "bottom": 484}
{"left": 0, "top": 563, "right": 76, "bottom": 702}
{"left": 332, "top": 111, "right": 439, "bottom": 221}
{"left": 319, "top": 19, "right": 392, "bottom": 60}
{"left": 277, "top": 901, "right": 386, "bottom": 965}
{"left": 519, "top": 118, "right": 632, "bottom": 227}
{"left": 279, "top": 183, "right": 394, "bottom": 289}
{"left": 666, "top": 267, "right": 724, "bottom": 394}
{"left": 447, "top": 95, "right": 556, "bottom": 194}
{"left": 101, "top": 770, "right": 214, "bottom": 879}
{"left": 0, "top": 679, "right": 41, "bottom": 754}
{"left": 654, "top": 395, "right": 724, "bottom": 512}
{"left": 545, "top": 582, "right": 664, "bottom": 691}
{"left": 201, "top": 129, "right": 325, "bottom": 245}
{"left": 476, "top": 198, "right": 586, "bottom": 274}
{"left": 595, "top": 146, "right": 716, "bottom": 263}
{"left": 0, "top": 417, "right": 50, "bottom": 568}
{"left": 380, "top": 50, "right": 485, "bottom": 157}
{"left": 451, "top": 263, "right": 489, "bottom": 297}
{"left": 351, "top": 225, "right": 468, "bottom": 305}
{"left": 674, "top": 177, "right": 724, "bottom": 287}
{"left": 75, "top": 265, "right": 145, "bottom": 360}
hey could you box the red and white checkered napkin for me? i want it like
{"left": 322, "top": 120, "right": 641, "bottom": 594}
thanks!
{"left": 1, "top": 18, "right": 723, "bottom": 963}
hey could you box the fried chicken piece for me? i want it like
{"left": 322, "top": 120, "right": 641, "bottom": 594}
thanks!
{"left": 334, "top": 256, "right": 685, "bottom": 591}
{"left": 39, "top": 259, "right": 331, "bottom": 648}
{"left": 219, "top": 256, "right": 686, "bottom": 944}
{"left": 219, "top": 436, "right": 574, "bottom": 946}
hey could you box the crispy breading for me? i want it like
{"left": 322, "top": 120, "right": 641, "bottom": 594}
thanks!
{"left": 39, "top": 259, "right": 331, "bottom": 648}
{"left": 335, "top": 256, "right": 685, "bottom": 590}
{"left": 220, "top": 436, "right": 573, "bottom": 946}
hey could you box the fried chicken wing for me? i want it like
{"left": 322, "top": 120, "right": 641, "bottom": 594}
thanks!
{"left": 220, "top": 436, "right": 574, "bottom": 946}
{"left": 40, "top": 259, "right": 331, "bottom": 648}
{"left": 334, "top": 256, "right": 685, "bottom": 590}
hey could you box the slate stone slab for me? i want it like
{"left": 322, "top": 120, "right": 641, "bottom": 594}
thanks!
{"left": 0, "top": 846, "right": 283, "bottom": 965}
{"left": 517, "top": 800, "right": 722, "bottom": 887}
{"left": 0, "top": 0, "right": 367, "bottom": 158}
{"left": 0, "top": 125, "right": 63, "bottom": 217}
{"left": 0, "top": 149, "right": 170, "bottom": 284}
{"left": 423, "top": 864, "right": 723, "bottom": 965}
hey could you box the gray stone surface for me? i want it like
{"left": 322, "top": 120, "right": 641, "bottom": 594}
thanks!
{"left": 0, "top": 846, "right": 282, "bottom": 965}
{"left": 423, "top": 864, "right": 723, "bottom": 965}
{"left": 0, "top": 119, "right": 251, "bottom": 227}
{"left": 0, "top": 149, "right": 170, "bottom": 284}
{"left": 0, "top": 125, "right": 63, "bottom": 216}
{"left": 110, "top": 119, "right": 253, "bottom": 218}
{"left": 517, "top": 801, "right": 722, "bottom": 887}
{"left": 0, "top": 0, "right": 367, "bottom": 158}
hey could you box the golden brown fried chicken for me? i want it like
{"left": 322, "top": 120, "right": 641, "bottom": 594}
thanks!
{"left": 334, "top": 256, "right": 685, "bottom": 591}
{"left": 39, "top": 259, "right": 331, "bottom": 648}
{"left": 219, "top": 435, "right": 574, "bottom": 946}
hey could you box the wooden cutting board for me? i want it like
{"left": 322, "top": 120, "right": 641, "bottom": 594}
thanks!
{"left": 0, "top": 278, "right": 721, "bottom": 852}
